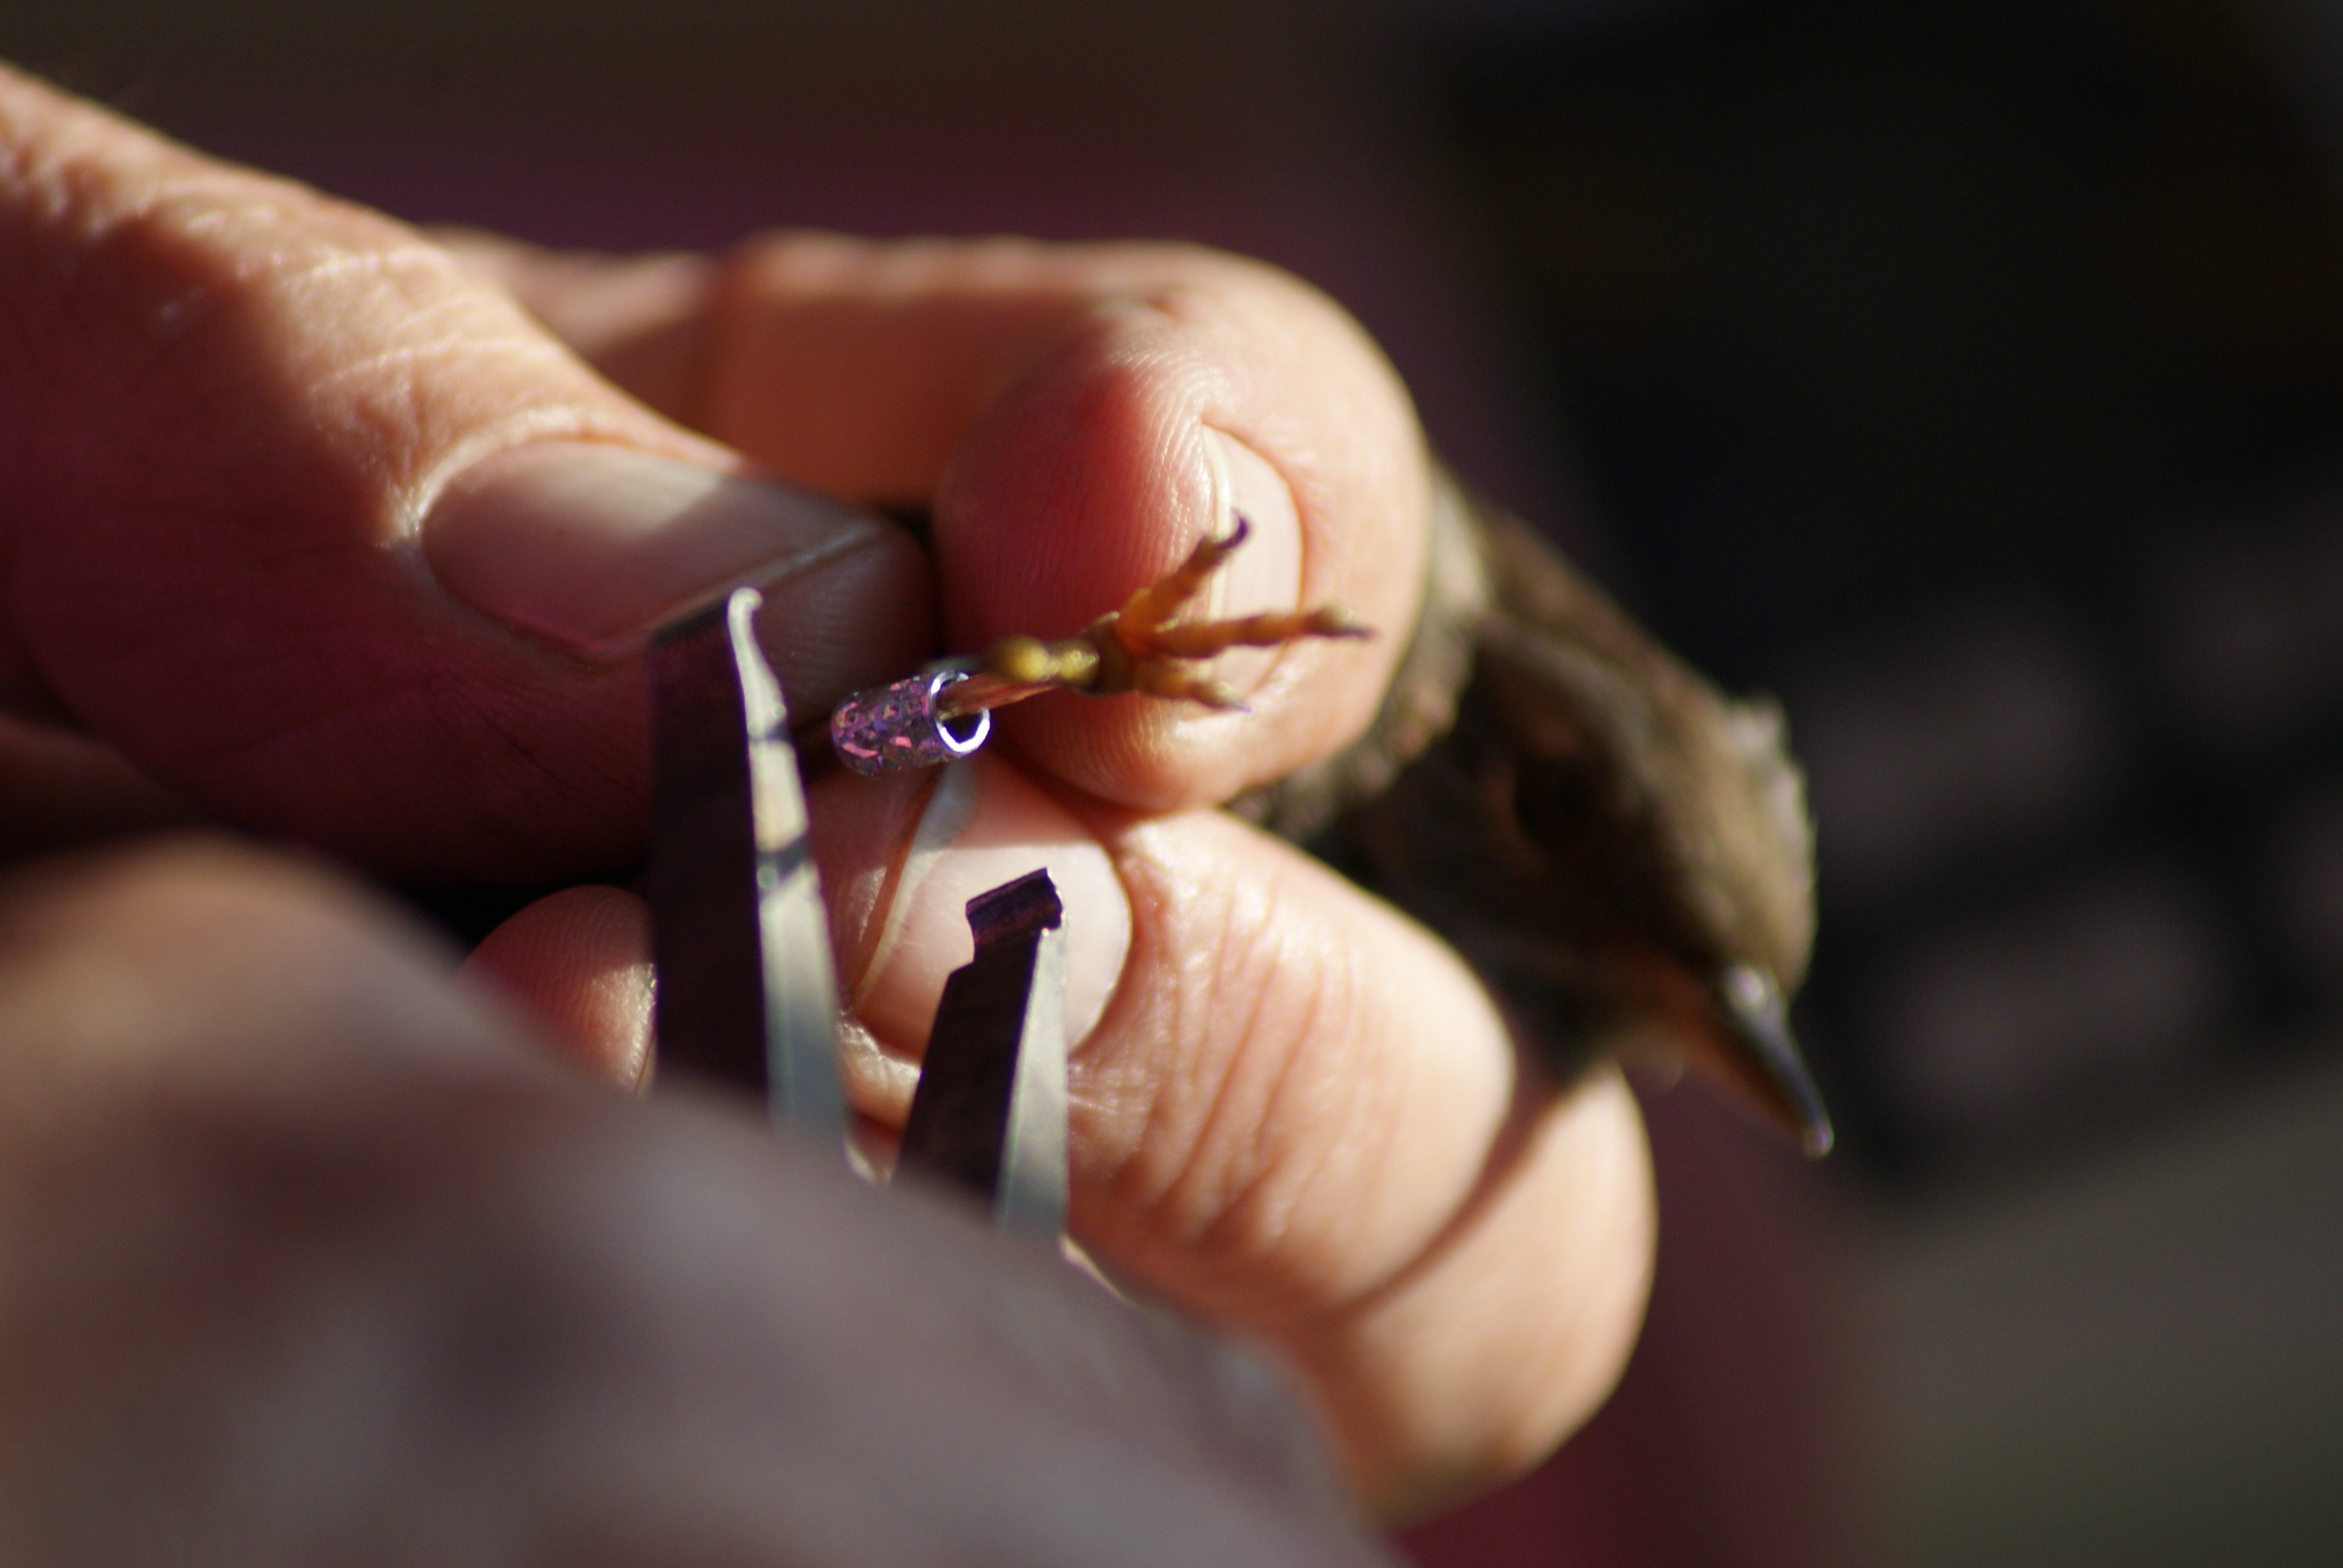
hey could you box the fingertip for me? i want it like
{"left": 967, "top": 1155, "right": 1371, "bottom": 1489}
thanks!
{"left": 460, "top": 884, "right": 655, "bottom": 1091}
{"left": 1319, "top": 1067, "right": 1657, "bottom": 1518}
{"left": 933, "top": 286, "right": 1421, "bottom": 811}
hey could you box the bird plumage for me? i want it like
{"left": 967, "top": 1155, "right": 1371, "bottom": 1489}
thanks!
{"left": 1233, "top": 475, "right": 1830, "bottom": 1154}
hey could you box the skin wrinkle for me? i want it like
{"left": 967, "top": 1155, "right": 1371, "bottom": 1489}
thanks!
{"left": 48, "top": 196, "right": 308, "bottom": 399}
{"left": 1084, "top": 831, "right": 1352, "bottom": 1321}
{"left": 1072, "top": 837, "right": 1212, "bottom": 1252}
{"left": 1081, "top": 889, "right": 1191, "bottom": 1223}
{"left": 265, "top": 240, "right": 460, "bottom": 298}
{"left": 28, "top": 146, "right": 691, "bottom": 577}
{"left": 425, "top": 673, "right": 602, "bottom": 825}
{"left": 1181, "top": 869, "right": 1331, "bottom": 1267}
{"left": 298, "top": 325, "right": 568, "bottom": 406}
{"left": 1199, "top": 839, "right": 1509, "bottom": 1331}
{"left": 442, "top": 670, "right": 639, "bottom": 826}
{"left": 1211, "top": 920, "right": 1414, "bottom": 1318}
{"left": 1239, "top": 930, "right": 1381, "bottom": 1302}
{"left": 1140, "top": 866, "right": 1283, "bottom": 1264}
{"left": 1178, "top": 1031, "right": 1335, "bottom": 1317}
{"left": 1265, "top": 918, "right": 1368, "bottom": 1275}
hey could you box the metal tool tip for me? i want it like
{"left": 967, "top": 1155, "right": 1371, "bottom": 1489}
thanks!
{"left": 968, "top": 868, "right": 1063, "bottom": 947}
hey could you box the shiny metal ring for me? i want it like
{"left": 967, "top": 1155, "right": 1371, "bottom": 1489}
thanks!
{"left": 829, "top": 668, "right": 992, "bottom": 777}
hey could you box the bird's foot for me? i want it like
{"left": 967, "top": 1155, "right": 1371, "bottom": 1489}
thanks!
{"left": 939, "top": 515, "right": 1371, "bottom": 719}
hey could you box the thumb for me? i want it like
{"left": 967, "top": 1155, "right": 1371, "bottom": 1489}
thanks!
{"left": 0, "top": 67, "right": 930, "bottom": 880}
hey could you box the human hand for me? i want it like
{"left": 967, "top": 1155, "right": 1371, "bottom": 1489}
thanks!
{"left": 0, "top": 63, "right": 1652, "bottom": 1518}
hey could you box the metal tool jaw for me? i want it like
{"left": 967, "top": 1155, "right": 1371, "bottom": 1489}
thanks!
{"left": 647, "top": 587, "right": 846, "bottom": 1139}
{"left": 646, "top": 586, "right": 1069, "bottom": 1239}
{"left": 894, "top": 869, "right": 1069, "bottom": 1241}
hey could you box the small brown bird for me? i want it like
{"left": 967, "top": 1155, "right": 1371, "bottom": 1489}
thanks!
{"left": 939, "top": 478, "right": 1828, "bottom": 1154}
{"left": 1237, "top": 478, "right": 1827, "bottom": 1154}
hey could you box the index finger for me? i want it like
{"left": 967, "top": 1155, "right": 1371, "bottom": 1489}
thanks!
{"left": 454, "top": 232, "right": 1432, "bottom": 810}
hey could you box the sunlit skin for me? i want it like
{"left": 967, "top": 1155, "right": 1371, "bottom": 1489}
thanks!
{"left": 0, "top": 57, "right": 1656, "bottom": 1540}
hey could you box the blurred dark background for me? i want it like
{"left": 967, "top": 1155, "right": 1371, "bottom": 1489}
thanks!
{"left": 9, "top": 1, "right": 2341, "bottom": 1563}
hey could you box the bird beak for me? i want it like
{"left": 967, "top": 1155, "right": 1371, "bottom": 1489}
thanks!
{"left": 1705, "top": 965, "right": 1834, "bottom": 1157}
{"left": 1610, "top": 951, "right": 1835, "bottom": 1157}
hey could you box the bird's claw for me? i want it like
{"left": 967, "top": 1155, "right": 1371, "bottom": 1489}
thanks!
{"left": 937, "top": 514, "right": 1372, "bottom": 721}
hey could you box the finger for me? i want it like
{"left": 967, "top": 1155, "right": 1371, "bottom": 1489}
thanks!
{"left": 1073, "top": 807, "right": 1653, "bottom": 1512}
{"left": 459, "top": 883, "right": 654, "bottom": 1091}
{"left": 445, "top": 229, "right": 1432, "bottom": 811}
{"left": 814, "top": 756, "right": 1654, "bottom": 1510}
{"left": 0, "top": 839, "right": 1392, "bottom": 1566}
{"left": 436, "top": 227, "right": 1135, "bottom": 502}
{"left": 1284, "top": 1066, "right": 1654, "bottom": 1519}
{"left": 0, "top": 70, "right": 932, "bottom": 880}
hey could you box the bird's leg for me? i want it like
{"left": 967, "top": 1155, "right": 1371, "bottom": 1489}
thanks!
{"left": 937, "top": 515, "right": 1371, "bottom": 720}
